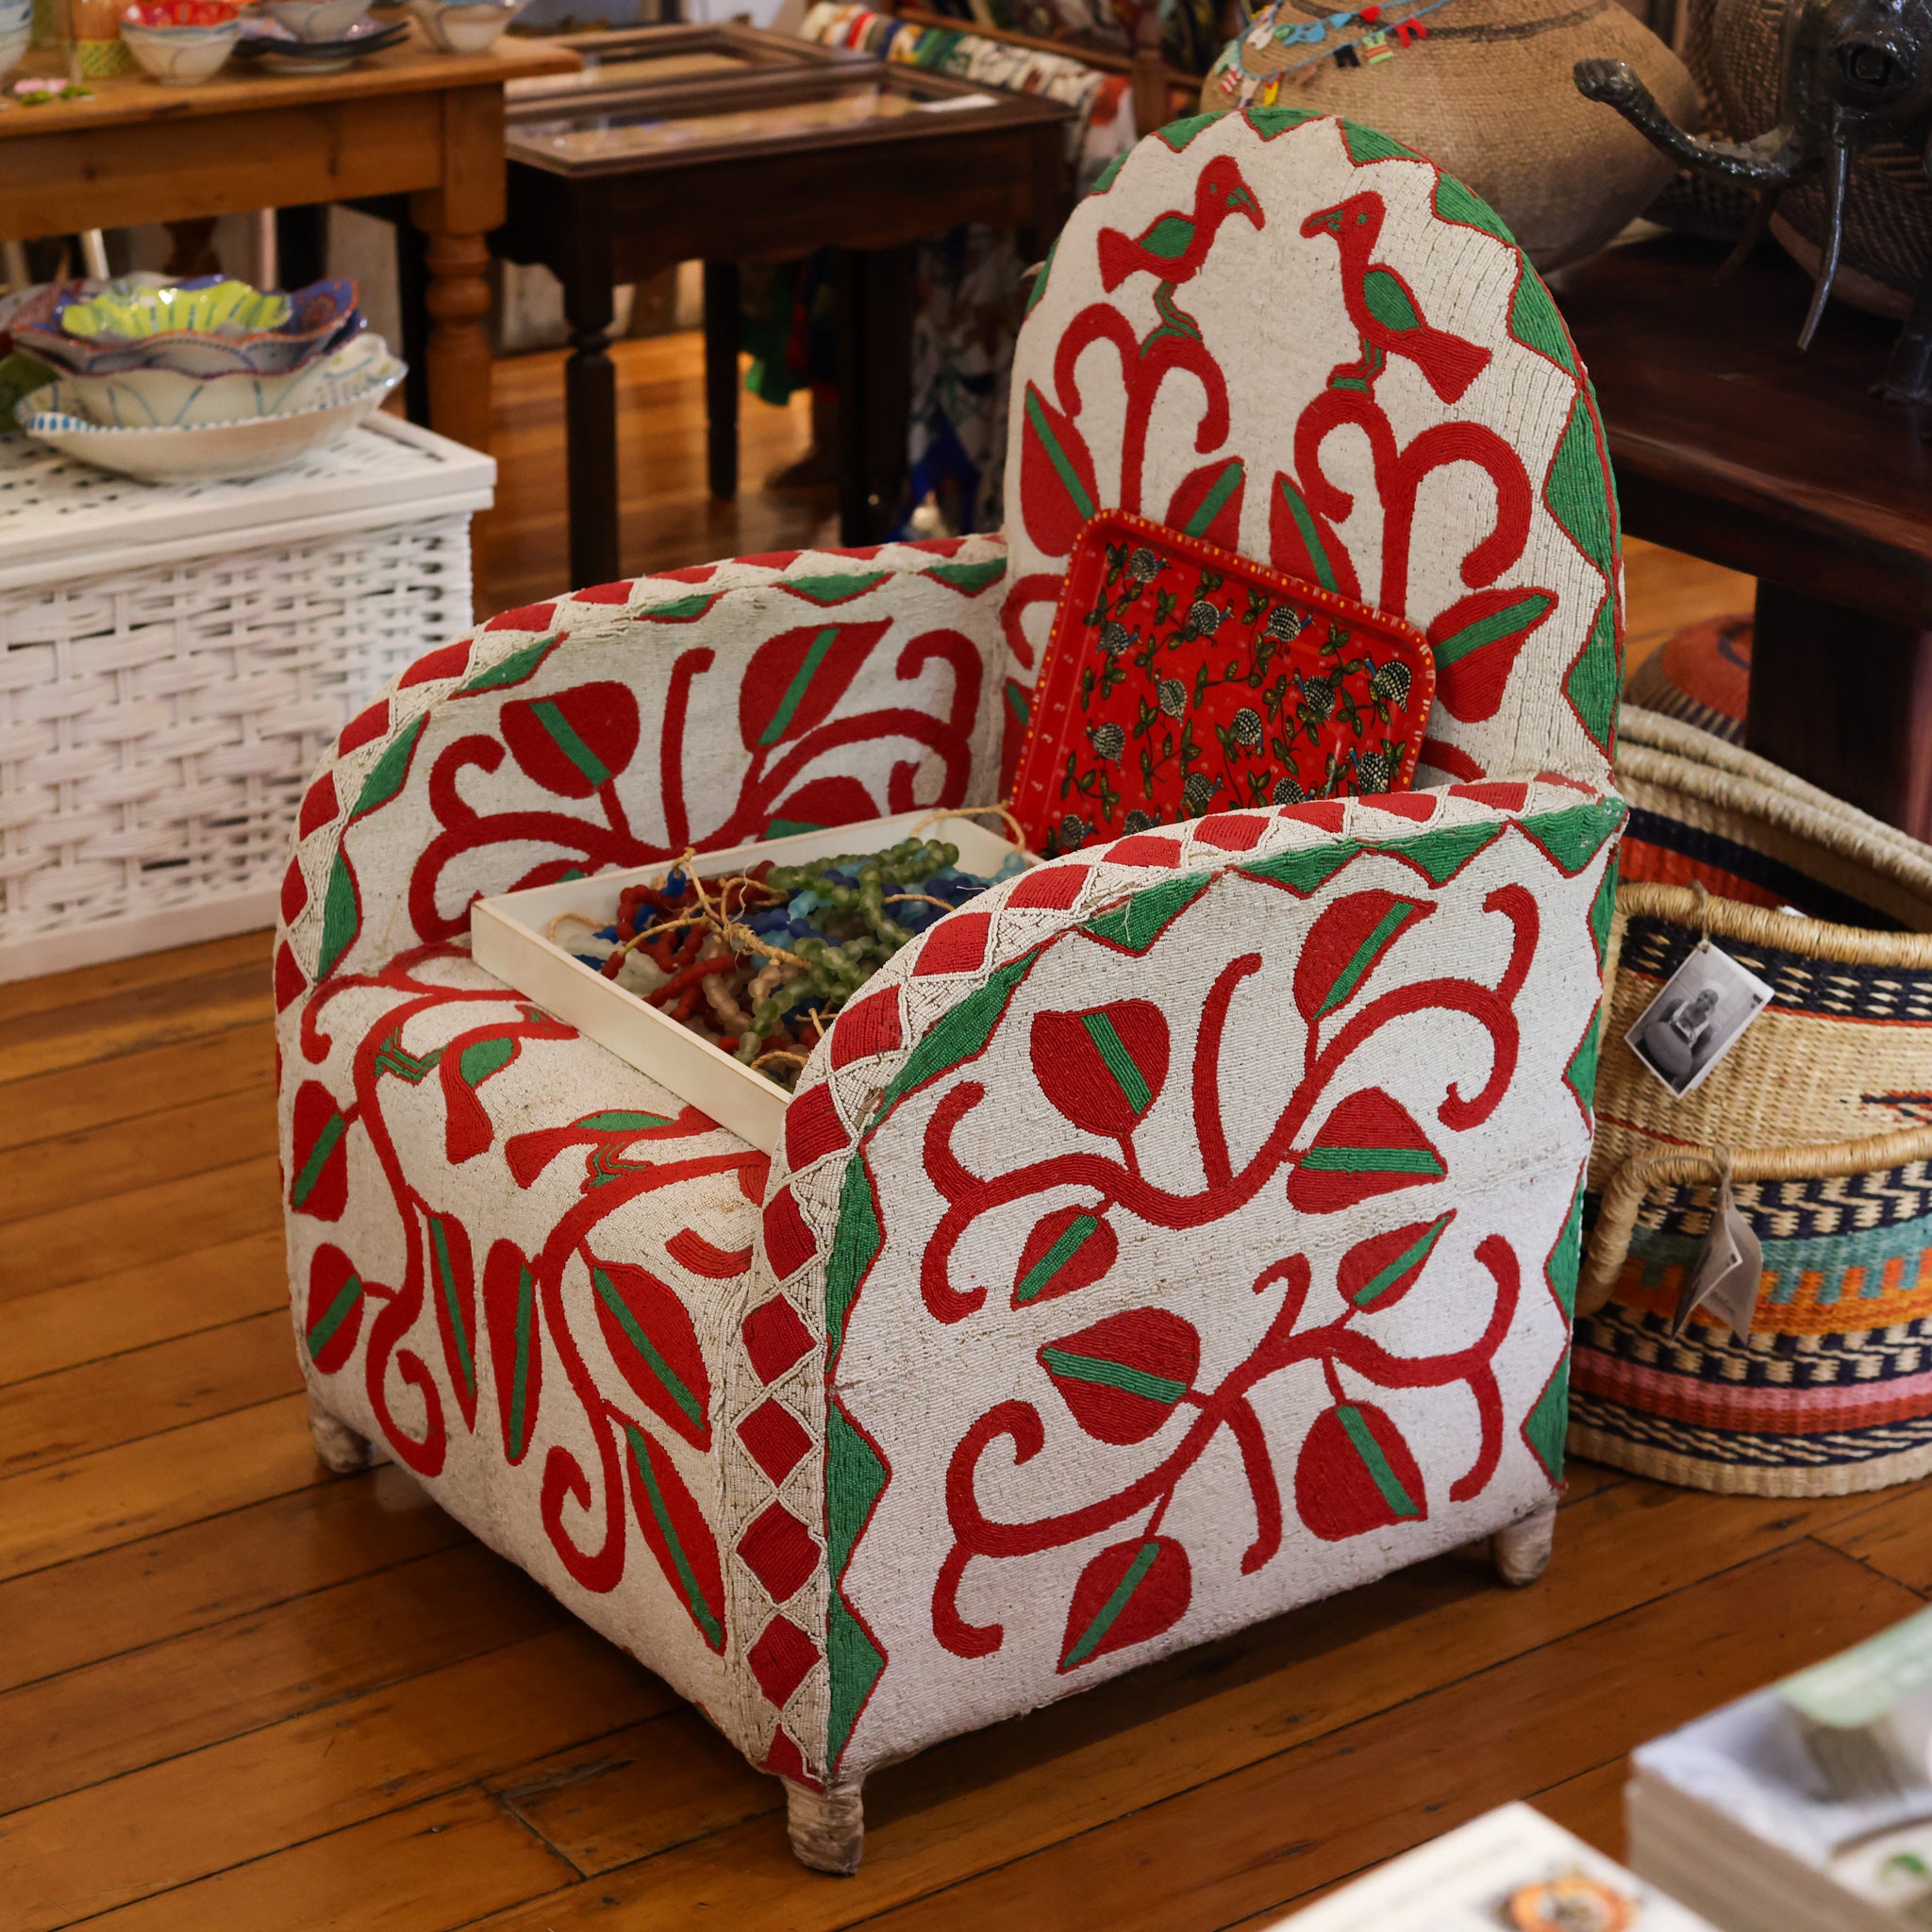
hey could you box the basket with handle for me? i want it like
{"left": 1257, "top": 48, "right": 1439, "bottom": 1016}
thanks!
{"left": 1571, "top": 709, "right": 1932, "bottom": 1495}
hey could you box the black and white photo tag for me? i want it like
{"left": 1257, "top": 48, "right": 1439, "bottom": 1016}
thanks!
{"left": 1671, "top": 1171, "right": 1763, "bottom": 1341}
{"left": 1626, "top": 941, "right": 1775, "bottom": 1100}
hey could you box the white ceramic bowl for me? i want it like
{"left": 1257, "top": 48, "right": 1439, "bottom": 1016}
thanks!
{"left": 16, "top": 347, "right": 406, "bottom": 481}
{"left": 120, "top": 17, "right": 242, "bottom": 81}
{"left": 263, "top": 0, "right": 371, "bottom": 39}
{"left": 0, "top": 22, "right": 31, "bottom": 77}
{"left": 58, "top": 330, "right": 391, "bottom": 428}
{"left": 408, "top": 0, "right": 525, "bottom": 54}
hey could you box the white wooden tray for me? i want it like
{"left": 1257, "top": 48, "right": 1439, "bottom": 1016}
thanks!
{"left": 470, "top": 810, "right": 1032, "bottom": 1153}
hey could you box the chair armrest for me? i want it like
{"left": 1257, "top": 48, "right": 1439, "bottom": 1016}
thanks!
{"left": 753, "top": 774, "right": 1624, "bottom": 1782}
{"left": 276, "top": 536, "right": 1008, "bottom": 999}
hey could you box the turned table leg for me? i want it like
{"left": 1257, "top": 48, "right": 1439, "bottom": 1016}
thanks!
{"left": 831, "top": 245, "right": 915, "bottom": 546}
{"left": 411, "top": 199, "right": 495, "bottom": 457}
{"left": 561, "top": 253, "right": 621, "bottom": 590}
{"left": 704, "top": 259, "right": 741, "bottom": 503}
{"left": 164, "top": 216, "right": 222, "bottom": 280}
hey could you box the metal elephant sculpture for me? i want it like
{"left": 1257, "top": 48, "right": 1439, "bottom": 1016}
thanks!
{"left": 1574, "top": 0, "right": 1932, "bottom": 404}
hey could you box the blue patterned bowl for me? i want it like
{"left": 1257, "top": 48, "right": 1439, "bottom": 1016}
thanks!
{"left": 56, "top": 274, "right": 281, "bottom": 340}
{"left": 58, "top": 329, "right": 392, "bottom": 426}
{"left": 16, "top": 276, "right": 361, "bottom": 377}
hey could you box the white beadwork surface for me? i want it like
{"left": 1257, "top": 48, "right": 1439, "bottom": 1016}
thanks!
{"left": 0, "top": 416, "right": 494, "bottom": 980}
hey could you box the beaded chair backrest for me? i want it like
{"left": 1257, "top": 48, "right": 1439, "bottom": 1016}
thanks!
{"left": 997, "top": 107, "right": 1624, "bottom": 795}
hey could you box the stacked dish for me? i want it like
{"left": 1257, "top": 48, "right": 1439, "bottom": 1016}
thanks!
{"left": 5, "top": 274, "right": 407, "bottom": 481}
{"left": 232, "top": 0, "right": 408, "bottom": 71}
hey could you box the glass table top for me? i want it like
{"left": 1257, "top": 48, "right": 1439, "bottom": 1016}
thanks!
{"left": 507, "top": 72, "right": 1007, "bottom": 169}
{"left": 505, "top": 24, "right": 855, "bottom": 105}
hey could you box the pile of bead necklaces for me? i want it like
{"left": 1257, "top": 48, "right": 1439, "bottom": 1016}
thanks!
{"left": 551, "top": 821, "right": 1027, "bottom": 1090}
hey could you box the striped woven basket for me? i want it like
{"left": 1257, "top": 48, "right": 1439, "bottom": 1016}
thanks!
{"left": 1571, "top": 708, "right": 1932, "bottom": 1495}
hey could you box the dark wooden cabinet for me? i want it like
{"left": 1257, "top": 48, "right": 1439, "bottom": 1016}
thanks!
{"left": 1556, "top": 233, "right": 1932, "bottom": 839}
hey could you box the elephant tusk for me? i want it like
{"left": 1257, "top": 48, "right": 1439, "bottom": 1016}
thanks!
{"left": 1798, "top": 138, "right": 1852, "bottom": 350}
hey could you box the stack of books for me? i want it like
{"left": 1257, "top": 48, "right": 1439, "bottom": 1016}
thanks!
{"left": 1630, "top": 1604, "right": 1932, "bottom": 1930}
{"left": 1274, "top": 1802, "right": 1716, "bottom": 1929}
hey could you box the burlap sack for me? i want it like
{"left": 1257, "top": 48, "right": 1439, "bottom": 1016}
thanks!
{"left": 1683, "top": 0, "right": 1928, "bottom": 314}
{"left": 1199, "top": 0, "right": 1698, "bottom": 269}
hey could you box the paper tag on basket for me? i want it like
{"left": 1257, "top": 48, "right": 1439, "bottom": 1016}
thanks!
{"left": 1626, "top": 941, "right": 1775, "bottom": 1101}
{"left": 1671, "top": 1174, "right": 1762, "bottom": 1341}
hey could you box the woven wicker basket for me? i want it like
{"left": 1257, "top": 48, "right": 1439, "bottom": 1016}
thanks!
{"left": 0, "top": 417, "right": 491, "bottom": 983}
{"left": 1199, "top": 0, "right": 1696, "bottom": 270}
{"left": 1571, "top": 708, "right": 1932, "bottom": 1495}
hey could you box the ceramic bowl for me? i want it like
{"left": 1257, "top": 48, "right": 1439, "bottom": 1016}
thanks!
{"left": 262, "top": 0, "right": 371, "bottom": 39}
{"left": 120, "top": 17, "right": 242, "bottom": 82}
{"left": 57, "top": 274, "right": 282, "bottom": 342}
{"left": 58, "top": 329, "right": 391, "bottom": 428}
{"left": 408, "top": 0, "right": 525, "bottom": 55}
{"left": 0, "top": 275, "right": 160, "bottom": 352}
{"left": 15, "top": 344, "right": 407, "bottom": 482}
{"left": 17, "top": 276, "right": 361, "bottom": 377}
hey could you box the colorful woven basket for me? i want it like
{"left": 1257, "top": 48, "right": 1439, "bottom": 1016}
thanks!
{"left": 1572, "top": 708, "right": 1932, "bottom": 1495}
{"left": 1624, "top": 612, "right": 1751, "bottom": 747}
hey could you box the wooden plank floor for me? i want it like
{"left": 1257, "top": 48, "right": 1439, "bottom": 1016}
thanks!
{"left": 0, "top": 346, "right": 1807, "bottom": 1930}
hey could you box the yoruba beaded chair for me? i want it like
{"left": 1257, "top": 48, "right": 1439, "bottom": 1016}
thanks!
{"left": 277, "top": 105, "right": 1625, "bottom": 1874}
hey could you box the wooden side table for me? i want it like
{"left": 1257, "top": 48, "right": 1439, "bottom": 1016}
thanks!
{"left": 498, "top": 33, "right": 1074, "bottom": 585}
{"left": 0, "top": 28, "right": 579, "bottom": 455}
{"left": 1555, "top": 234, "right": 1932, "bottom": 841}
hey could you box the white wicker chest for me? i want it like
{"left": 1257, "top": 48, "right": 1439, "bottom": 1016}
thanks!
{"left": 0, "top": 416, "right": 493, "bottom": 982}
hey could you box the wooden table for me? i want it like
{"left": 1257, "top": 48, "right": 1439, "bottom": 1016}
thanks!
{"left": 1555, "top": 232, "right": 1932, "bottom": 840}
{"left": 499, "top": 33, "right": 1074, "bottom": 584}
{"left": 0, "top": 25, "right": 578, "bottom": 455}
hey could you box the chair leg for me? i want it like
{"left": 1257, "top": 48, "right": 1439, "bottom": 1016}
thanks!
{"left": 1491, "top": 1494, "right": 1558, "bottom": 1588}
{"left": 786, "top": 1777, "right": 864, "bottom": 1874}
{"left": 308, "top": 1387, "right": 372, "bottom": 1474}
